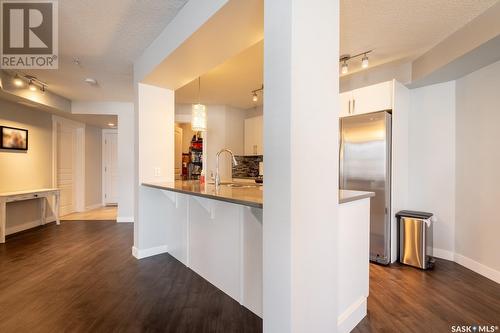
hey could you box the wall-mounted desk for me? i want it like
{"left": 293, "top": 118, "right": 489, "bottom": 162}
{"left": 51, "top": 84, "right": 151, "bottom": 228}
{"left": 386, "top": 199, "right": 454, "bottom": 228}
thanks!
{"left": 0, "top": 188, "right": 60, "bottom": 243}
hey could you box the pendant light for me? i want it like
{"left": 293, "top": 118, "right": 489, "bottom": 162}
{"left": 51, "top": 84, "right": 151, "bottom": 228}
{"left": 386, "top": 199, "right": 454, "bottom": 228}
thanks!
{"left": 192, "top": 77, "right": 207, "bottom": 132}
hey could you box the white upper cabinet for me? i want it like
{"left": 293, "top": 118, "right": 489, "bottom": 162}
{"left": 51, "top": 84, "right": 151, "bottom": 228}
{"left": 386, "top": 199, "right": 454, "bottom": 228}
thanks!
{"left": 339, "top": 91, "right": 352, "bottom": 117}
{"left": 339, "top": 80, "right": 394, "bottom": 117}
{"left": 244, "top": 115, "right": 263, "bottom": 155}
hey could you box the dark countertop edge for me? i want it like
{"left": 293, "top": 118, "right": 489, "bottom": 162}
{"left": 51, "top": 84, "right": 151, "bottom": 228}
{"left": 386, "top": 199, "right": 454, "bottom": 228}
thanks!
{"left": 141, "top": 183, "right": 263, "bottom": 209}
{"left": 339, "top": 190, "right": 375, "bottom": 204}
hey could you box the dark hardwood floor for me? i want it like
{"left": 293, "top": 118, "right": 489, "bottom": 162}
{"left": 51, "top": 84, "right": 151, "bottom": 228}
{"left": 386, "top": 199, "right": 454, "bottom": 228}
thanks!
{"left": 1, "top": 222, "right": 499, "bottom": 333}
{"left": 354, "top": 260, "right": 500, "bottom": 333}
{"left": 0, "top": 221, "right": 262, "bottom": 333}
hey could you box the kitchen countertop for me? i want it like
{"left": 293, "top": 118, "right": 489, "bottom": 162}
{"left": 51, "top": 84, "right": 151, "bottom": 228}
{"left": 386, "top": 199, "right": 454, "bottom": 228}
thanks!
{"left": 142, "top": 181, "right": 264, "bottom": 208}
{"left": 339, "top": 190, "right": 375, "bottom": 204}
{"left": 142, "top": 181, "right": 374, "bottom": 208}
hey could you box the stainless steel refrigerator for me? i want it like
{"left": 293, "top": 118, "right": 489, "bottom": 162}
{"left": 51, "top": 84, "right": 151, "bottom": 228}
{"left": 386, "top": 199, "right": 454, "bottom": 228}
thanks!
{"left": 340, "top": 111, "right": 392, "bottom": 265}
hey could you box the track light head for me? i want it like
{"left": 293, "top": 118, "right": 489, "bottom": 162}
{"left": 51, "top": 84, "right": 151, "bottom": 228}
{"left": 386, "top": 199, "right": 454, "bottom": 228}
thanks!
{"left": 341, "top": 61, "right": 349, "bottom": 74}
{"left": 13, "top": 75, "right": 24, "bottom": 87}
{"left": 28, "top": 80, "right": 37, "bottom": 91}
{"left": 252, "top": 92, "right": 258, "bottom": 102}
{"left": 361, "top": 54, "right": 369, "bottom": 68}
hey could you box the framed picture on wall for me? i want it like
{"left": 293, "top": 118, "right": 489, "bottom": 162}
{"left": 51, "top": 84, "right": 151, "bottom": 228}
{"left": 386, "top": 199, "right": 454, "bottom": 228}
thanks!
{"left": 1, "top": 126, "right": 28, "bottom": 150}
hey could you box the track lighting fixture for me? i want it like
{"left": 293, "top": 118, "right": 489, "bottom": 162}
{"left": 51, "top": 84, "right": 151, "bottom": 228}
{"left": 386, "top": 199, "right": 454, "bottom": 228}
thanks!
{"left": 339, "top": 50, "right": 372, "bottom": 74}
{"left": 251, "top": 84, "right": 263, "bottom": 102}
{"left": 12, "top": 73, "right": 48, "bottom": 92}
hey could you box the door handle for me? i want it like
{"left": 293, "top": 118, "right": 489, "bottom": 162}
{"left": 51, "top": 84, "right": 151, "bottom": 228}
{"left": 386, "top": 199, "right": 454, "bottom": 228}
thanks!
{"left": 339, "top": 121, "right": 345, "bottom": 189}
{"left": 353, "top": 99, "right": 356, "bottom": 114}
{"left": 348, "top": 100, "right": 351, "bottom": 114}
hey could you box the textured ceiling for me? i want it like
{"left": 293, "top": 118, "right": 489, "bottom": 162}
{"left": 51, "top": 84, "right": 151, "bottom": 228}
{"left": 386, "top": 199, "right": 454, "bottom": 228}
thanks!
{"left": 340, "top": 0, "right": 498, "bottom": 75}
{"left": 20, "top": 0, "right": 188, "bottom": 102}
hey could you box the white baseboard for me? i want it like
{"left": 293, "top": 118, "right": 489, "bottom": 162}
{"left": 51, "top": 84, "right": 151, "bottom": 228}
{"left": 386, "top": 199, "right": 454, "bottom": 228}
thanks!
{"left": 433, "top": 248, "right": 455, "bottom": 261}
{"left": 454, "top": 253, "right": 500, "bottom": 284}
{"left": 132, "top": 245, "right": 168, "bottom": 259}
{"left": 85, "top": 203, "right": 102, "bottom": 211}
{"left": 432, "top": 247, "right": 500, "bottom": 284}
{"left": 337, "top": 297, "right": 367, "bottom": 333}
{"left": 6, "top": 216, "right": 56, "bottom": 235}
{"left": 117, "top": 216, "right": 134, "bottom": 223}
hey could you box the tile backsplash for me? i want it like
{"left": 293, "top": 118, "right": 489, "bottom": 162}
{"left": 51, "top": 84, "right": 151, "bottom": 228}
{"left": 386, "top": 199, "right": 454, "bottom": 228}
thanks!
{"left": 233, "top": 155, "right": 263, "bottom": 178}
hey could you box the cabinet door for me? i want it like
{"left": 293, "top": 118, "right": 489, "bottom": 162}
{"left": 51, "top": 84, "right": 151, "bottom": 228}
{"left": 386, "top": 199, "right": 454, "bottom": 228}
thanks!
{"left": 339, "top": 91, "right": 352, "bottom": 118}
{"left": 351, "top": 81, "right": 393, "bottom": 115}
{"left": 244, "top": 116, "right": 263, "bottom": 155}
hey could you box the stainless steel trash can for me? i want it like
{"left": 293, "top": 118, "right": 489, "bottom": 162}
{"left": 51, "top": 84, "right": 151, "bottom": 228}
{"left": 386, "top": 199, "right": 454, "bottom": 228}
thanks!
{"left": 396, "top": 210, "right": 435, "bottom": 269}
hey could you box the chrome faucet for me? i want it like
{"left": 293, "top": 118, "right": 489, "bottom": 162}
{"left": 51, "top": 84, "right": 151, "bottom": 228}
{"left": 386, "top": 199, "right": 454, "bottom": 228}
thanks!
{"left": 215, "top": 148, "right": 238, "bottom": 189}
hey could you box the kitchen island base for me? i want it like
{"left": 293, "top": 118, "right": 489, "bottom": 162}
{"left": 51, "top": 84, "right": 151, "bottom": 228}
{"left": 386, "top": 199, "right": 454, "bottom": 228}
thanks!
{"left": 136, "top": 183, "right": 372, "bottom": 329}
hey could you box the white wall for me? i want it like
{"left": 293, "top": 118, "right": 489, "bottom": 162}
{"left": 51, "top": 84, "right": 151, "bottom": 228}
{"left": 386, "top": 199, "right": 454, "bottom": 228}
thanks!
{"left": 264, "top": 0, "right": 339, "bottom": 331}
{"left": 138, "top": 84, "right": 175, "bottom": 183}
{"left": 455, "top": 59, "right": 500, "bottom": 279}
{"left": 408, "top": 81, "right": 456, "bottom": 258}
{"left": 0, "top": 100, "right": 55, "bottom": 232}
{"left": 72, "top": 101, "right": 135, "bottom": 222}
{"left": 85, "top": 125, "right": 102, "bottom": 209}
{"left": 135, "top": 83, "right": 175, "bottom": 252}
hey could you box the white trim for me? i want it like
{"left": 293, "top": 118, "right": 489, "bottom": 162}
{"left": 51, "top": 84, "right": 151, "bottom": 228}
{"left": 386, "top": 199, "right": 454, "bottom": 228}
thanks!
{"left": 117, "top": 216, "right": 134, "bottom": 223}
{"left": 85, "top": 203, "right": 102, "bottom": 211}
{"left": 337, "top": 297, "right": 367, "bottom": 333}
{"left": 6, "top": 216, "right": 57, "bottom": 235}
{"left": 454, "top": 253, "right": 500, "bottom": 284}
{"left": 433, "top": 248, "right": 455, "bottom": 261}
{"left": 132, "top": 245, "right": 168, "bottom": 259}
{"left": 431, "top": 248, "right": 500, "bottom": 284}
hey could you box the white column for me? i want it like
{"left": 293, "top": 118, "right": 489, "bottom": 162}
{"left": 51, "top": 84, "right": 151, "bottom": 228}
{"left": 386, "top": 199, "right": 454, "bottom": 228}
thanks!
{"left": 263, "top": 0, "right": 340, "bottom": 332}
{"left": 134, "top": 83, "right": 175, "bottom": 254}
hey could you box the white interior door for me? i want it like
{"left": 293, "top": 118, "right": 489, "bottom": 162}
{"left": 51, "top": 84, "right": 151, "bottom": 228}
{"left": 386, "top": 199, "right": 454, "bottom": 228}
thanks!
{"left": 57, "top": 122, "right": 76, "bottom": 216}
{"left": 103, "top": 132, "right": 118, "bottom": 205}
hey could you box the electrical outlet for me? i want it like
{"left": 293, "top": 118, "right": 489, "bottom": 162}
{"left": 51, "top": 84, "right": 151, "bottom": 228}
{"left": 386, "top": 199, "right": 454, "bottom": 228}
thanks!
{"left": 154, "top": 167, "right": 161, "bottom": 177}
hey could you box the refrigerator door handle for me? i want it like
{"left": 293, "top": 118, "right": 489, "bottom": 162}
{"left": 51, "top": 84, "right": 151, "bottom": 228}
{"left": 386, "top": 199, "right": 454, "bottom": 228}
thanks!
{"left": 339, "top": 121, "right": 345, "bottom": 189}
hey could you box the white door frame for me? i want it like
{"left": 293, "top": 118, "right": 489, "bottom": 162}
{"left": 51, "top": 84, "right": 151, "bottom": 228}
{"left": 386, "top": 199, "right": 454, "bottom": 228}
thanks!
{"left": 102, "top": 129, "right": 118, "bottom": 206}
{"left": 52, "top": 115, "right": 86, "bottom": 213}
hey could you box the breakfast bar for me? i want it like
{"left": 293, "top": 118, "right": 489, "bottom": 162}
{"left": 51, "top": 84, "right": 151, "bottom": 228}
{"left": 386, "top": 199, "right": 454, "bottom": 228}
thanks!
{"left": 139, "top": 181, "right": 373, "bottom": 331}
